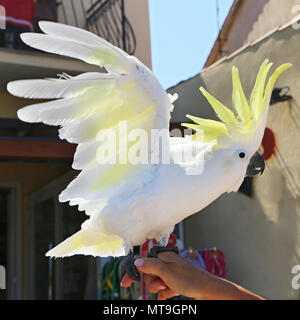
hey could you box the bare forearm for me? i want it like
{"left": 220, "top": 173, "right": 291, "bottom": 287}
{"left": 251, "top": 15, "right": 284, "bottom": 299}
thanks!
{"left": 194, "top": 272, "right": 264, "bottom": 300}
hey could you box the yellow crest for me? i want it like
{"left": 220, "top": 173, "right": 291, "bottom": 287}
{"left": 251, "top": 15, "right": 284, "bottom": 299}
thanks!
{"left": 182, "top": 59, "right": 292, "bottom": 147}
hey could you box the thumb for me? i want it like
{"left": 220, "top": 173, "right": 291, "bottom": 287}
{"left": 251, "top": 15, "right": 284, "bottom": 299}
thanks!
{"left": 134, "top": 258, "right": 166, "bottom": 278}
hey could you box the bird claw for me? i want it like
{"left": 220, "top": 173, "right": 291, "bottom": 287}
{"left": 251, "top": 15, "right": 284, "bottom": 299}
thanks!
{"left": 124, "top": 251, "right": 141, "bottom": 281}
{"left": 124, "top": 244, "right": 179, "bottom": 281}
{"left": 147, "top": 244, "right": 179, "bottom": 258}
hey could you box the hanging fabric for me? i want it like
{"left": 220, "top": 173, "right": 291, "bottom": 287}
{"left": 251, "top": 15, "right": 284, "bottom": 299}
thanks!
{"left": 99, "top": 257, "right": 122, "bottom": 300}
{"left": 180, "top": 248, "right": 207, "bottom": 270}
{"left": 199, "top": 248, "right": 227, "bottom": 278}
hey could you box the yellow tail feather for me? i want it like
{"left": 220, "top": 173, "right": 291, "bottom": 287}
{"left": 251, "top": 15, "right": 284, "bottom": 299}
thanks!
{"left": 46, "top": 229, "right": 125, "bottom": 258}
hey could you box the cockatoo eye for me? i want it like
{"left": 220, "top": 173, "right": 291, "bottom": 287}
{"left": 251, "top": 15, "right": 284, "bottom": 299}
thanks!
{"left": 235, "top": 149, "right": 247, "bottom": 160}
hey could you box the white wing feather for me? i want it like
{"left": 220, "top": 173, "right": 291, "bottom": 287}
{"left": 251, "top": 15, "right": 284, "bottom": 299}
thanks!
{"left": 7, "top": 21, "right": 172, "bottom": 257}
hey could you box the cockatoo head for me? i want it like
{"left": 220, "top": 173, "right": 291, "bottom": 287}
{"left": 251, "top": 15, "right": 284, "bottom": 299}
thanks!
{"left": 182, "top": 59, "right": 291, "bottom": 183}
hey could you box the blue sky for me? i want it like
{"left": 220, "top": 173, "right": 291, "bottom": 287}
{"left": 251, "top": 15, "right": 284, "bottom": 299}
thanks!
{"left": 148, "top": 0, "right": 234, "bottom": 89}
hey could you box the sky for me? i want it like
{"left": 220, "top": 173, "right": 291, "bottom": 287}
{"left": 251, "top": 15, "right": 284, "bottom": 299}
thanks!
{"left": 148, "top": 0, "right": 234, "bottom": 89}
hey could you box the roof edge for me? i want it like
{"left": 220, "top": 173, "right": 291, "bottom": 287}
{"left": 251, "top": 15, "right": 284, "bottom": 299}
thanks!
{"left": 203, "top": 0, "right": 244, "bottom": 68}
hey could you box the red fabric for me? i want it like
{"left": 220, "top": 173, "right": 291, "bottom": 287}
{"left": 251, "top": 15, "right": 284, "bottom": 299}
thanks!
{"left": 261, "top": 127, "right": 276, "bottom": 160}
{"left": 141, "top": 233, "right": 177, "bottom": 254}
{"left": 200, "top": 248, "right": 227, "bottom": 278}
{"left": 0, "top": 0, "right": 34, "bottom": 31}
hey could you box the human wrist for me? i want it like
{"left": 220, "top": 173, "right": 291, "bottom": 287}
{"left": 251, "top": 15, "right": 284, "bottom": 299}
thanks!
{"left": 189, "top": 268, "right": 219, "bottom": 300}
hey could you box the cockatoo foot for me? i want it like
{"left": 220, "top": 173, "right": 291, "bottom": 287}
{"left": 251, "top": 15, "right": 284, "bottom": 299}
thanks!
{"left": 147, "top": 244, "right": 179, "bottom": 258}
{"left": 124, "top": 245, "right": 179, "bottom": 281}
{"left": 124, "top": 250, "right": 141, "bottom": 281}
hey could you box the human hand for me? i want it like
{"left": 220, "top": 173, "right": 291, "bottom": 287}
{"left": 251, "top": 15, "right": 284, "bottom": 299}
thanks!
{"left": 121, "top": 251, "right": 214, "bottom": 300}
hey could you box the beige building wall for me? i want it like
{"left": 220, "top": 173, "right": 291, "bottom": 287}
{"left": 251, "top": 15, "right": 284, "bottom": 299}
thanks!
{"left": 125, "top": 0, "right": 152, "bottom": 68}
{"left": 168, "top": 25, "right": 300, "bottom": 299}
{"left": 226, "top": 0, "right": 299, "bottom": 53}
{"left": 207, "top": 0, "right": 300, "bottom": 66}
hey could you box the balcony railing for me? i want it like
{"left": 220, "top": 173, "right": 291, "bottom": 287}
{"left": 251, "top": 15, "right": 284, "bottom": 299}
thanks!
{"left": 0, "top": 0, "right": 136, "bottom": 55}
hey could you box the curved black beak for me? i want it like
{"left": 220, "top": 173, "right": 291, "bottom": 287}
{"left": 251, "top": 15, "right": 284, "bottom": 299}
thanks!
{"left": 246, "top": 152, "right": 265, "bottom": 177}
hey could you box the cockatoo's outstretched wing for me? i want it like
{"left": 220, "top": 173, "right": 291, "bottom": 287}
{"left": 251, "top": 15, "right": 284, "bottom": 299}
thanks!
{"left": 7, "top": 21, "right": 173, "bottom": 257}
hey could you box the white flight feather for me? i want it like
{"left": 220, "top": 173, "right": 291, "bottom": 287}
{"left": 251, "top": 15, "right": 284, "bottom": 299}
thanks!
{"left": 7, "top": 76, "right": 115, "bottom": 99}
{"left": 38, "top": 21, "right": 129, "bottom": 59}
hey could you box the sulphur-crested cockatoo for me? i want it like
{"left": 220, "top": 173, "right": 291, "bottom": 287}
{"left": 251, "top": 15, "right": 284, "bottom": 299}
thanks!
{"left": 7, "top": 21, "right": 291, "bottom": 259}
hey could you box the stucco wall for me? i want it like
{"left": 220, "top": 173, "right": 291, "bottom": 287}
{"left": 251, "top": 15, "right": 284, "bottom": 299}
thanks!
{"left": 223, "top": 0, "right": 300, "bottom": 56}
{"left": 125, "top": 0, "right": 152, "bottom": 68}
{"left": 168, "top": 25, "right": 300, "bottom": 299}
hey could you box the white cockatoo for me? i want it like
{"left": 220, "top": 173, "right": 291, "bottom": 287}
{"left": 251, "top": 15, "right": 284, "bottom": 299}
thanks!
{"left": 7, "top": 22, "right": 291, "bottom": 259}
